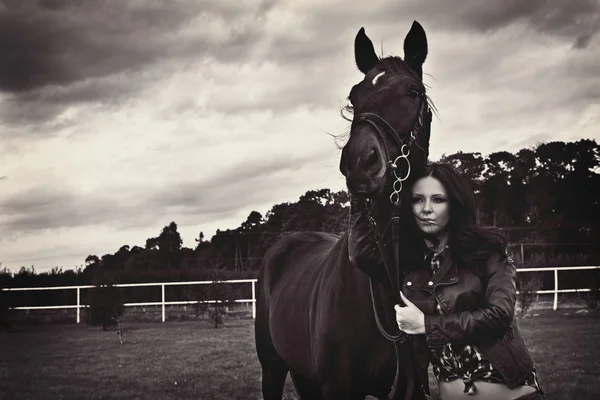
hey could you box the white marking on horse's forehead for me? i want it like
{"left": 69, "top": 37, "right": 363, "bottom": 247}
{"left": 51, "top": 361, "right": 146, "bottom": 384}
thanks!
{"left": 372, "top": 71, "right": 386, "bottom": 85}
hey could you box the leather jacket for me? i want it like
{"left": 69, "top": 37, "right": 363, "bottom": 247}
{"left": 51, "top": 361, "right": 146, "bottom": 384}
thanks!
{"left": 348, "top": 196, "right": 537, "bottom": 390}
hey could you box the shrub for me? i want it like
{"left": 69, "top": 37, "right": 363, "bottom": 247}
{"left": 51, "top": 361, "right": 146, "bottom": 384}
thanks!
{"left": 516, "top": 272, "right": 543, "bottom": 317}
{"left": 586, "top": 290, "right": 600, "bottom": 312}
{"left": 84, "top": 285, "right": 125, "bottom": 330}
{"left": 188, "top": 267, "right": 236, "bottom": 328}
{"left": 0, "top": 288, "right": 11, "bottom": 331}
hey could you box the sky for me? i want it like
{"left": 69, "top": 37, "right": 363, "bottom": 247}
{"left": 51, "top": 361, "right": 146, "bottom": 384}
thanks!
{"left": 1, "top": 0, "right": 599, "bottom": 273}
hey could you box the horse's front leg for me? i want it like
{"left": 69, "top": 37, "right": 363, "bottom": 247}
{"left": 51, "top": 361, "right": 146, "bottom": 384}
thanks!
{"left": 322, "top": 377, "right": 366, "bottom": 400}
{"left": 319, "top": 346, "right": 368, "bottom": 400}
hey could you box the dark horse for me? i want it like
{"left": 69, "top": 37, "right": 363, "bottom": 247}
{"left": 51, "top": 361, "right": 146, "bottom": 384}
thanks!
{"left": 255, "top": 21, "right": 433, "bottom": 400}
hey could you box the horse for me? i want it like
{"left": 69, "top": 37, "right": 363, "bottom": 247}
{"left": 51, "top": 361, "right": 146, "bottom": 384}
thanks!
{"left": 255, "top": 21, "right": 434, "bottom": 400}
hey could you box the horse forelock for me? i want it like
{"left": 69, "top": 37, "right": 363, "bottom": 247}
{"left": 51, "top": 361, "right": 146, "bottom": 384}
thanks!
{"left": 369, "top": 57, "right": 424, "bottom": 92}
{"left": 375, "top": 56, "right": 413, "bottom": 77}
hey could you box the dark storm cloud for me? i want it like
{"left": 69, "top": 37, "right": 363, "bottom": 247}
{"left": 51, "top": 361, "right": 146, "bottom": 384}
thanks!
{"left": 1, "top": 1, "right": 183, "bottom": 92}
{"left": 299, "top": 0, "right": 600, "bottom": 54}
{"left": 0, "top": 75, "right": 146, "bottom": 125}
{"left": 396, "top": 0, "right": 600, "bottom": 48}
{"left": 213, "top": 0, "right": 600, "bottom": 115}
{"left": 463, "top": 0, "right": 599, "bottom": 47}
{"left": 275, "top": 0, "right": 600, "bottom": 57}
{"left": 573, "top": 34, "right": 593, "bottom": 49}
{"left": 2, "top": 0, "right": 597, "bottom": 94}
{"left": 0, "top": 0, "right": 280, "bottom": 93}
{"left": 0, "top": 0, "right": 277, "bottom": 126}
{"left": 2, "top": 0, "right": 598, "bottom": 128}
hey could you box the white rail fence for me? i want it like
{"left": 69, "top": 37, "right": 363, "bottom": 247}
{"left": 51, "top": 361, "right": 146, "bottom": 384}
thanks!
{"left": 2, "top": 279, "right": 257, "bottom": 323}
{"left": 2, "top": 266, "right": 599, "bottom": 323}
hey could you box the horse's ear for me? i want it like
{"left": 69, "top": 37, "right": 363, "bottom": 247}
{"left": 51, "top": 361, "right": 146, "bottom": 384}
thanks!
{"left": 355, "top": 27, "right": 379, "bottom": 75}
{"left": 403, "top": 21, "right": 428, "bottom": 77}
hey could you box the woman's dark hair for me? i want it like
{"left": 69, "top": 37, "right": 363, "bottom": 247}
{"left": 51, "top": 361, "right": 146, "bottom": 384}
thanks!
{"left": 400, "top": 162, "right": 508, "bottom": 272}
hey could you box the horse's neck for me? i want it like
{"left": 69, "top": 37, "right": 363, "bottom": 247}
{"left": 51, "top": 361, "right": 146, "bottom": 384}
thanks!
{"left": 371, "top": 197, "right": 405, "bottom": 279}
{"left": 371, "top": 197, "right": 394, "bottom": 241}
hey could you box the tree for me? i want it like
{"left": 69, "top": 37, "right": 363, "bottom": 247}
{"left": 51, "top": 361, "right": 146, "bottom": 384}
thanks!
{"left": 241, "top": 211, "right": 264, "bottom": 231}
{"left": 153, "top": 222, "right": 183, "bottom": 269}
{"left": 85, "top": 255, "right": 100, "bottom": 267}
{"left": 299, "top": 188, "right": 335, "bottom": 205}
{"left": 145, "top": 237, "right": 158, "bottom": 251}
{"left": 157, "top": 222, "right": 183, "bottom": 253}
{"left": 114, "top": 245, "right": 131, "bottom": 267}
{"left": 439, "top": 151, "right": 485, "bottom": 188}
{"left": 322, "top": 190, "right": 350, "bottom": 234}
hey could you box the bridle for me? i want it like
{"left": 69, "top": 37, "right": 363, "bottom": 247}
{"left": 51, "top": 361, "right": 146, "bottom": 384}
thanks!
{"left": 351, "top": 90, "right": 432, "bottom": 399}
{"left": 352, "top": 92, "right": 430, "bottom": 206}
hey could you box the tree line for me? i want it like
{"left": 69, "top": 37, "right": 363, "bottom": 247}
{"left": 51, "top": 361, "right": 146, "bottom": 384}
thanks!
{"left": 1, "top": 139, "right": 598, "bottom": 292}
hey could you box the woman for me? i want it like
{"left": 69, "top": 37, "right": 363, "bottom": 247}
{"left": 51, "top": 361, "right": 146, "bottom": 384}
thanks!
{"left": 348, "top": 162, "right": 545, "bottom": 400}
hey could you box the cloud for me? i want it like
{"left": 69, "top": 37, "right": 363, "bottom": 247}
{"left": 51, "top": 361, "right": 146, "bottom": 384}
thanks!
{"left": 0, "top": 0, "right": 280, "bottom": 126}
{"left": 0, "top": 0, "right": 207, "bottom": 92}
{"left": 390, "top": 0, "right": 600, "bottom": 48}
{"left": 0, "top": 0, "right": 286, "bottom": 93}
{"left": 197, "top": 61, "right": 352, "bottom": 116}
{"left": 0, "top": 73, "right": 150, "bottom": 128}
{"left": 0, "top": 144, "right": 334, "bottom": 234}
{"left": 381, "top": 2, "right": 600, "bottom": 157}
{"left": 0, "top": 187, "right": 115, "bottom": 232}
{"left": 266, "top": 0, "right": 600, "bottom": 55}
{"left": 1, "top": 0, "right": 598, "bottom": 104}
{"left": 573, "top": 34, "right": 593, "bottom": 49}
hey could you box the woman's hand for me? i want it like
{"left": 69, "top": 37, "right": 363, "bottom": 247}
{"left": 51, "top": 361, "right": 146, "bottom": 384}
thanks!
{"left": 394, "top": 291, "right": 425, "bottom": 334}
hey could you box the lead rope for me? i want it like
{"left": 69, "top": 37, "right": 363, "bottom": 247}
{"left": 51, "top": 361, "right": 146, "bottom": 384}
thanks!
{"left": 367, "top": 202, "right": 408, "bottom": 400}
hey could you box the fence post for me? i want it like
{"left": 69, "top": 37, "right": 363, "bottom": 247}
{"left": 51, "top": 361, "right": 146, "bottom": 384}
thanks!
{"left": 162, "top": 284, "right": 165, "bottom": 322}
{"left": 553, "top": 269, "right": 559, "bottom": 310}
{"left": 252, "top": 280, "right": 256, "bottom": 319}
{"left": 520, "top": 244, "right": 525, "bottom": 265}
{"left": 77, "top": 287, "right": 80, "bottom": 324}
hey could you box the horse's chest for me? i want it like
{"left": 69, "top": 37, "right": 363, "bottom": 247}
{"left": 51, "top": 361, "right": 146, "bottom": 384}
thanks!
{"left": 270, "top": 272, "right": 390, "bottom": 376}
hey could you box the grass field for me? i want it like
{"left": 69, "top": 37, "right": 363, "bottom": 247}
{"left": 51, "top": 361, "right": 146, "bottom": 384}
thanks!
{"left": 1, "top": 309, "right": 599, "bottom": 400}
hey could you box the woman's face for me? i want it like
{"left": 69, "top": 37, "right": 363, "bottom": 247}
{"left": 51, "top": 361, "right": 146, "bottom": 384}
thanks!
{"left": 412, "top": 176, "right": 450, "bottom": 236}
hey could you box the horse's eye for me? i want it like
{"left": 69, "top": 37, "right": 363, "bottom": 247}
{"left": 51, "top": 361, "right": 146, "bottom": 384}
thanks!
{"left": 409, "top": 89, "right": 420, "bottom": 99}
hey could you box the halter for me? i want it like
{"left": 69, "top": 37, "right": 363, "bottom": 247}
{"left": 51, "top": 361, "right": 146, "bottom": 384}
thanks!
{"left": 351, "top": 91, "right": 432, "bottom": 399}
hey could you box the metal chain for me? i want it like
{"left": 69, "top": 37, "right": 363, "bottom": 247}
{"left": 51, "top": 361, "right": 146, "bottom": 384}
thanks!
{"left": 388, "top": 144, "right": 412, "bottom": 205}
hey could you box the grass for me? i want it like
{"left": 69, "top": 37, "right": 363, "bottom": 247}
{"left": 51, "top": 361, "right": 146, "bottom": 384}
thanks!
{"left": 1, "top": 309, "right": 599, "bottom": 399}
